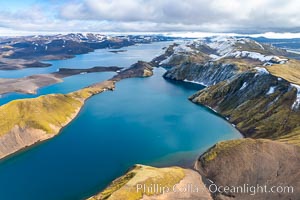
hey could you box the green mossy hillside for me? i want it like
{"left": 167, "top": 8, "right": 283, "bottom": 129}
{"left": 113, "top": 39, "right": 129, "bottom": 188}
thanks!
{"left": 88, "top": 165, "right": 185, "bottom": 200}
{"left": 0, "top": 80, "right": 115, "bottom": 136}
{"left": 0, "top": 94, "right": 82, "bottom": 135}
{"left": 267, "top": 59, "right": 300, "bottom": 85}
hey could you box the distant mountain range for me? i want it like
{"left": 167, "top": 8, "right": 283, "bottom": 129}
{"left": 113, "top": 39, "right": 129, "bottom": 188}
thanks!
{"left": 0, "top": 33, "right": 174, "bottom": 70}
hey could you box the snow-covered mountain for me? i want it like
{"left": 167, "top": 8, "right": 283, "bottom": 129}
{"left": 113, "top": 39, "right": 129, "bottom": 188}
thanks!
{"left": 0, "top": 33, "right": 173, "bottom": 69}
{"left": 155, "top": 36, "right": 292, "bottom": 68}
{"left": 155, "top": 36, "right": 300, "bottom": 140}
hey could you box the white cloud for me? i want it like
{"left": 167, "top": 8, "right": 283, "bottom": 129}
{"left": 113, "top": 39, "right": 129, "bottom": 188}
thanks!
{"left": 0, "top": 0, "right": 300, "bottom": 34}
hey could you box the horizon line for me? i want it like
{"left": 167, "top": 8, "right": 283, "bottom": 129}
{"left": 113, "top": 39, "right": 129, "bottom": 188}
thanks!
{"left": 1, "top": 31, "right": 300, "bottom": 39}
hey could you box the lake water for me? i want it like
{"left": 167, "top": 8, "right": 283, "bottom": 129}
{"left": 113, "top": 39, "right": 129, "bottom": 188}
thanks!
{"left": 0, "top": 42, "right": 241, "bottom": 200}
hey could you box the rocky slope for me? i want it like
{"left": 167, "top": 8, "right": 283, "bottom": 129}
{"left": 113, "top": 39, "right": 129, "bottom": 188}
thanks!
{"left": 190, "top": 67, "right": 300, "bottom": 140}
{"left": 88, "top": 139, "right": 300, "bottom": 200}
{"left": 110, "top": 61, "right": 154, "bottom": 81}
{"left": 156, "top": 36, "right": 300, "bottom": 141}
{"left": 155, "top": 36, "right": 294, "bottom": 86}
{"left": 87, "top": 165, "right": 212, "bottom": 200}
{"left": 0, "top": 61, "right": 153, "bottom": 159}
{"left": 196, "top": 138, "right": 300, "bottom": 200}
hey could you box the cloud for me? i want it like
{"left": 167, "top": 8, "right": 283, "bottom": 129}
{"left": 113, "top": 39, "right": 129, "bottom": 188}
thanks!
{"left": 0, "top": 0, "right": 300, "bottom": 34}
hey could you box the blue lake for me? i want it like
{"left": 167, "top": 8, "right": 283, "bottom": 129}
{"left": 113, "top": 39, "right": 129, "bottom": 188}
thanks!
{"left": 0, "top": 42, "right": 241, "bottom": 200}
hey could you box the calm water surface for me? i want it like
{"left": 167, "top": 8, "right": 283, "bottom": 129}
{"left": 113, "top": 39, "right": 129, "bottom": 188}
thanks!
{"left": 0, "top": 42, "right": 241, "bottom": 200}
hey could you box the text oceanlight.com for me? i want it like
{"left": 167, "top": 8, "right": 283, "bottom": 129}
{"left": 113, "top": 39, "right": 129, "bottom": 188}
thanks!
{"left": 207, "top": 182, "right": 294, "bottom": 196}
{"left": 136, "top": 181, "right": 294, "bottom": 196}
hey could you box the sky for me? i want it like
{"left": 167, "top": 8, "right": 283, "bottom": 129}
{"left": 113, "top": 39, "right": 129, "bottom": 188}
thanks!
{"left": 0, "top": 0, "right": 300, "bottom": 37}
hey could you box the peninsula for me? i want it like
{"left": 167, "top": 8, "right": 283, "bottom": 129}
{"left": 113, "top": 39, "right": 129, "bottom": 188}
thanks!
{"left": 0, "top": 66, "right": 122, "bottom": 95}
{"left": 0, "top": 61, "right": 154, "bottom": 159}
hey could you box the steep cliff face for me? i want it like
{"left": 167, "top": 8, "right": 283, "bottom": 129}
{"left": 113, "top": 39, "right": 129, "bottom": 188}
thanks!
{"left": 189, "top": 68, "right": 300, "bottom": 139}
{"left": 157, "top": 36, "right": 294, "bottom": 86}
{"left": 196, "top": 138, "right": 300, "bottom": 200}
{"left": 156, "top": 36, "right": 300, "bottom": 140}
{"left": 163, "top": 62, "right": 239, "bottom": 86}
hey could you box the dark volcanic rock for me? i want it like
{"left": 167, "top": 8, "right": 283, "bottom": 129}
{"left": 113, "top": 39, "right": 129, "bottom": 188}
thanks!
{"left": 23, "top": 61, "right": 52, "bottom": 68}
{"left": 151, "top": 43, "right": 179, "bottom": 66}
{"left": 196, "top": 139, "right": 300, "bottom": 200}
{"left": 189, "top": 70, "right": 300, "bottom": 139}
{"left": 110, "top": 61, "right": 154, "bottom": 81}
{"left": 54, "top": 66, "right": 122, "bottom": 78}
{"left": 9, "top": 39, "right": 94, "bottom": 60}
{"left": 163, "top": 62, "right": 239, "bottom": 86}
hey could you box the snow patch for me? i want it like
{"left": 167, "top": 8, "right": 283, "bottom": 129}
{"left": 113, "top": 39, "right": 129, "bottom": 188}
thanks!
{"left": 183, "top": 79, "right": 208, "bottom": 87}
{"left": 207, "top": 105, "right": 218, "bottom": 113}
{"left": 291, "top": 84, "right": 300, "bottom": 110}
{"left": 230, "top": 51, "right": 274, "bottom": 62}
{"left": 239, "top": 82, "right": 248, "bottom": 90}
{"left": 209, "top": 54, "right": 220, "bottom": 60}
{"left": 254, "top": 41, "right": 265, "bottom": 50}
{"left": 254, "top": 67, "right": 269, "bottom": 76}
{"left": 267, "top": 96, "right": 280, "bottom": 107}
{"left": 266, "top": 86, "right": 276, "bottom": 95}
{"left": 173, "top": 44, "right": 193, "bottom": 54}
{"left": 207, "top": 36, "right": 236, "bottom": 56}
{"left": 159, "top": 55, "right": 172, "bottom": 65}
{"left": 272, "top": 56, "right": 289, "bottom": 64}
{"left": 263, "top": 62, "right": 273, "bottom": 66}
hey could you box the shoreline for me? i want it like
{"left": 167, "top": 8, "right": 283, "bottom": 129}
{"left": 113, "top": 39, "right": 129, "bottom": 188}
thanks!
{"left": 0, "top": 107, "right": 82, "bottom": 161}
{"left": 0, "top": 82, "right": 114, "bottom": 161}
{"left": 0, "top": 80, "right": 116, "bottom": 160}
{"left": 0, "top": 66, "right": 122, "bottom": 96}
{"left": 0, "top": 61, "right": 154, "bottom": 160}
{"left": 0, "top": 35, "right": 174, "bottom": 71}
{"left": 193, "top": 102, "right": 245, "bottom": 137}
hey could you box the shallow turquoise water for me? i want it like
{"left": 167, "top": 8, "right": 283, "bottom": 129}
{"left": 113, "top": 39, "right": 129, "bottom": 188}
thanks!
{"left": 0, "top": 42, "right": 241, "bottom": 200}
{"left": 0, "top": 72, "right": 115, "bottom": 105}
